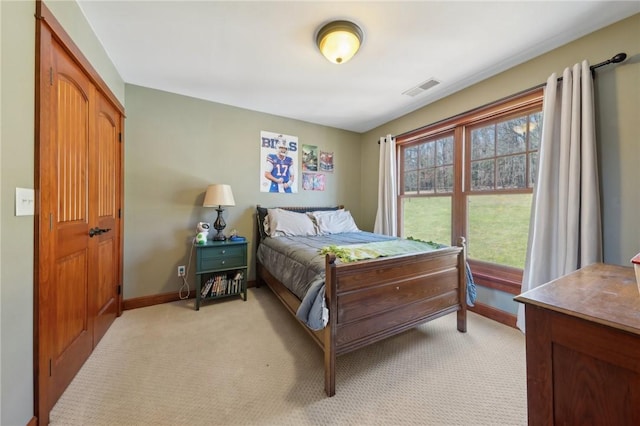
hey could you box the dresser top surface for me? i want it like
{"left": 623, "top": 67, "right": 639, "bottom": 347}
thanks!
{"left": 515, "top": 263, "right": 640, "bottom": 334}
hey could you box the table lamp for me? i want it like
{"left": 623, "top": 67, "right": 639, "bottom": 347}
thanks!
{"left": 203, "top": 184, "right": 236, "bottom": 241}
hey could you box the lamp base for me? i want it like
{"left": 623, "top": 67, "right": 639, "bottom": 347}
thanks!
{"left": 212, "top": 231, "right": 226, "bottom": 241}
{"left": 213, "top": 207, "right": 226, "bottom": 241}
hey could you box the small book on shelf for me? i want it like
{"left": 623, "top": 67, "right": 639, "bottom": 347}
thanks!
{"left": 202, "top": 277, "right": 214, "bottom": 298}
{"left": 212, "top": 275, "right": 221, "bottom": 296}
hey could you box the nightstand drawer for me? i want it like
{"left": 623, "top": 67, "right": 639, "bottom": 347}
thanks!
{"left": 200, "top": 244, "right": 244, "bottom": 259}
{"left": 198, "top": 255, "right": 245, "bottom": 271}
{"left": 197, "top": 244, "right": 246, "bottom": 272}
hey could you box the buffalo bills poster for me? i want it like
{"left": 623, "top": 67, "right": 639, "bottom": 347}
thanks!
{"left": 260, "top": 131, "right": 299, "bottom": 193}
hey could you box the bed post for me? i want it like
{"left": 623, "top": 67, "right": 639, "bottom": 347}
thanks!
{"left": 255, "top": 205, "right": 263, "bottom": 287}
{"left": 457, "top": 236, "right": 468, "bottom": 333}
{"left": 324, "top": 253, "right": 338, "bottom": 397}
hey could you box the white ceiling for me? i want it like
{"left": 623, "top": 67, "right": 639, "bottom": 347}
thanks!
{"left": 77, "top": 1, "right": 640, "bottom": 133}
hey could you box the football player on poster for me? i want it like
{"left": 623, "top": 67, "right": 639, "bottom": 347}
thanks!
{"left": 260, "top": 131, "right": 298, "bottom": 193}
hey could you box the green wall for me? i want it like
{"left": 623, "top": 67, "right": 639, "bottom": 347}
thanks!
{"left": 124, "top": 84, "right": 361, "bottom": 299}
{"left": 1, "top": 2, "right": 36, "bottom": 424}
{"left": 361, "top": 13, "right": 640, "bottom": 314}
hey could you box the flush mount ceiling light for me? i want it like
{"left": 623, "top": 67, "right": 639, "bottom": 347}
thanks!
{"left": 316, "top": 20, "right": 363, "bottom": 64}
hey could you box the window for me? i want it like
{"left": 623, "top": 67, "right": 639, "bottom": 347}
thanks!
{"left": 398, "top": 90, "right": 543, "bottom": 293}
{"left": 401, "top": 134, "right": 454, "bottom": 245}
{"left": 466, "top": 109, "right": 542, "bottom": 268}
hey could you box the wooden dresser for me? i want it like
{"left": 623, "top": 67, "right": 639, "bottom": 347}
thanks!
{"left": 515, "top": 263, "right": 640, "bottom": 425}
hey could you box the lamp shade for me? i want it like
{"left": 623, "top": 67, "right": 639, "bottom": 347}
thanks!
{"left": 203, "top": 184, "right": 235, "bottom": 207}
{"left": 316, "top": 20, "right": 363, "bottom": 64}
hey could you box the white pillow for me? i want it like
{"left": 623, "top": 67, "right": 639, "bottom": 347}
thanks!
{"left": 313, "top": 210, "right": 360, "bottom": 234}
{"left": 307, "top": 209, "right": 344, "bottom": 218}
{"left": 306, "top": 209, "right": 343, "bottom": 228}
{"left": 266, "top": 208, "right": 317, "bottom": 237}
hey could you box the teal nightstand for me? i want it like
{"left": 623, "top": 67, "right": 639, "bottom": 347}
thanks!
{"left": 194, "top": 240, "right": 248, "bottom": 310}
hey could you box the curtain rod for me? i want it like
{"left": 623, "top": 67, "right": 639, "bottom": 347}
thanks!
{"left": 379, "top": 52, "right": 627, "bottom": 143}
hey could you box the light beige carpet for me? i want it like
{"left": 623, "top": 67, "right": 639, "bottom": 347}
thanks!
{"left": 50, "top": 287, "right": 527, "bottom": 425}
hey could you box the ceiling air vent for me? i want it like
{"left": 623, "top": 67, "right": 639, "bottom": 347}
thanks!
{"left": 402, "top": 78, "right": 441, "bottom": 97}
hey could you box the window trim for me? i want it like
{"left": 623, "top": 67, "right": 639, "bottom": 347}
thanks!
{"left": 396, "top": 88, "right": 543, "bottom": 294}
{"left": 469, "top": 259, "right": 523, "bottom": 295}
{"left": 398, "top": 89, "right": 543, "bottom": 144}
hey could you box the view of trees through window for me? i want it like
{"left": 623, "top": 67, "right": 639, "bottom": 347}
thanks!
{"left": 465, "top": 111, "right": 542, "bottom": 268}
{"left": 399, "top": 93, "right": 542, "bottom": 274}
{"left": 403, "top": 135, "right": 454, "bottom": 194}
{"left": 470, "top": 112, "right": 542, "bottom": 191}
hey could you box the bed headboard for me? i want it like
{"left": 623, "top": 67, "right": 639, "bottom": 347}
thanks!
{"left": 255, "top": 204, "right": 344, "bottom": 243}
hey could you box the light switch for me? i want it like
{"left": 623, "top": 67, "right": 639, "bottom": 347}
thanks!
{"left": 15, "top": 188, "right": 35, "bottom": 216}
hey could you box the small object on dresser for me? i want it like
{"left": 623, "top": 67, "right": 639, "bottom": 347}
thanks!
{"left": 196, "top": 232, "right": 208, "bottom": 245}
{"left": 632, "top": 252, "right": 640, "bottom": 293}
{"left": 229, "top": 235, "right": 246, "bottom": 242}
{"left": 197, "top": 222, "right": 210, "bottom": 233}
{"left": 196, "top": 223, "right": 210, "bottom": 244}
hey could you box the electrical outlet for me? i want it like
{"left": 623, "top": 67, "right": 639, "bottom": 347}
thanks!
{"left": 177, "top": 265, "right": 186, "bottom": 277}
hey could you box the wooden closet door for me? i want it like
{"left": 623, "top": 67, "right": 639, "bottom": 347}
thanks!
{"left": 36, "top": 6, "right": 125, "bottom": 422}
{"left": 37, "top": 35, "right": 122, "bottom": 420}
{"left": 45, "top": 39, "right": 96, "bottom": 406}
{"left": 92, "top": 92, "right": 121, "bottom": 345}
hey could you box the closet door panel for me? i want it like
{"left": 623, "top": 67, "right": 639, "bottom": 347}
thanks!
{"left": 47, "top": 40, "right": 94, "bottom": 405}
{"left": 92, "top": 93, "right": 120, "bottom": 345}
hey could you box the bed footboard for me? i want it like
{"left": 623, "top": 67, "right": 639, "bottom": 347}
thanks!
{"left": 324, "top": 241, "right": 466, "bottom": 396}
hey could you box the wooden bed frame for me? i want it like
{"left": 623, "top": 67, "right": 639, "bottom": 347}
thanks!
{"left": 255, "top": 206, "right": 467, "bottom": 396}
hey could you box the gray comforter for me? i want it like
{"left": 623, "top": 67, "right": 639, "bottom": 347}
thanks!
{"left": 257, "top": 232, "right": 476, "bottom": 330}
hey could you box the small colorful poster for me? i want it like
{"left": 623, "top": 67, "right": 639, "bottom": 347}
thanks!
{"left": 302, "top": 173, "right": 325, "bottom": 191}
{"left": 260, "top": 131, "right": 298, "bottom": 193}
{"left": 319, "top": 151, "right": 334, "bottom": 172}
{"left": 302, "top": 144, "right": 318, "bottom": 172}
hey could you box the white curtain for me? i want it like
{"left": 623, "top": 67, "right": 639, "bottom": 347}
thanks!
{"left": 374, "top": 134, "right": 397, "bottom": 236}
{"left": 517, "top": 61, "right": 602, "bottom": 333}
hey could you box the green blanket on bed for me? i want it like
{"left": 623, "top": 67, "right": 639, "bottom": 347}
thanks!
{"left": 319, "top": 238, "right": 441, "bottom": 263}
